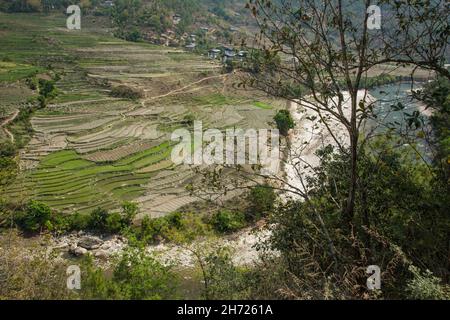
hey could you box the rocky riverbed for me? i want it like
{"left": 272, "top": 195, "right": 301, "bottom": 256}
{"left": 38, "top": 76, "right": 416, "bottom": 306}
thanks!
{"left": 46, "top": 225, "right": 273, "bottom": 268}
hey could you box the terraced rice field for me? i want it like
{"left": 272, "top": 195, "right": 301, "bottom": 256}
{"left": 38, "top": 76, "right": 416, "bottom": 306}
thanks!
{"left": 1, "top": 12, "right": 283, "bottom": 217}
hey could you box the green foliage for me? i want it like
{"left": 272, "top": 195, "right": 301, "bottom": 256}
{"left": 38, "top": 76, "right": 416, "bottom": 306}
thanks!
{"left": 246, "top": 49, "right": 282, "bottom": 75}
{"left": 38, "top": 79, "right": 56, "bottom": 98}
{"left": 0, "top": 140, "right": 16, "bottom": 157}
{"left": 25, "top": 76, "right": 38, "bottom": 90}
{"left": 421, "top": 77, "right": 450, "bottom": 176}
{"left": 106, "top": 212, "right": 125, "bottom": 233}
{"left": 0, "top": 140, "right": 18, "bottom": 186}
{"left": 88, "top": 207, "right": 109, "bottom": 231}
{"left": 274, "top": 110, "right": 294, "bottom": 136}
{"left": 7, "top": 201, "right": 139, "bottom": 234}
{"left": 86, "top": 203, "right": 138, "bottom": 233}
{"left": 135, "top": 212, "right": 212, "bottom": 244}
{"left": 80, "top": 246, "right": 177, "bottom": 300}
{"left": 121, "top": 201, "right": 138, "bottom": 225}
{"left": 110, "top": 0, "right": 156, "bottom": 41}
{"left": 15, "top": 200, "right": 54, "bottom": 232}
{"left": 359, "top": 73, "right": 400, "bottom": 89}
{"left": 66, "top": 212, "right": 91, "bottom": 231}
{"left": 264, "top": 142, "right": 450, "bottom": 299}
{"left": 110, "top": 85, "right": 144, "bottom": 100}
{"left": 406, "top": 266, "right": 450, "bottom": 300}
{"left": 246, "top": 185, "right": 276, "bottom": 221}
{"left": 203, "top": 247, "right": 249, "bottom": 299}
{"left": 112, "top": 247, "right": 177, "bottom": 299}
{"left": 121, "top": 27, "right": 142, "bottom": 42}
{"left": 182, "top": 113, "right": 195, "bottom": 126}
{"left": 210, "top": 210, "right": 245, "bottom": 233}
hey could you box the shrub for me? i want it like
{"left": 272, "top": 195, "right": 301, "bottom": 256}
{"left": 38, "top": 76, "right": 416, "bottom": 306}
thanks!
{"left": 167, "top": 212, "right": 183, "bottom": 229}
{"left": 106, "top": 212, "right": 124, "bottom": 233}
{"left": 203, "top": 247, "right": 249, "bottom": 299}
{"left": 139, "top": 215, "right": 169, "bottom": 242}
{"left": 15, "top": 200, "right": 53, "bottom": 232}
{"left": 38, "top": 79, "right": 56, "bottom": 98}
{"left": 246, "top": 185, "right": 276, "bottom": 221}
{"left": 406, "top": 266, "right": 450, "bottom": 300}
{"left": 67, "top": 212, "right": 91, "bottom": 231}
{"left": 0, "top": 141, "right": 16, "bottom": 157}
{"left": 87, "top": 203, "right": 138, "bottom": 233}
{"left": 88, "top": 207, "right": 109, "bottom": 231}
{"left": 136, "top": 212, "right": 212, "bottom": 244}
{"left": 211, "top": 210, "right": 246, "bottom": 233}
{"left": 121, "top": 201, "right": 138, "bottom": 225}
{"left": 81, "top": 246, "right": 178, "bottom": 300}
{"left": 182, "top": 113, "right": 195, "bottom": 126}
{"left": 110, "top": 85, "right": 144, "bottom": 100}
{"left": 25, "top": 76, "right": 38, "bottom": 90}
{"left": 274, "top": 110, "right": 294, "bottom": 136}
{"left": 124, "top": 28, "right": 142, "bottom": 42}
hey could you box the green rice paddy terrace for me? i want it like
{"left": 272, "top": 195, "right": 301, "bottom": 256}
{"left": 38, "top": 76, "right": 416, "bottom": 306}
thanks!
{"left": 0, "top": 13, "right": 282, "bottom": 217}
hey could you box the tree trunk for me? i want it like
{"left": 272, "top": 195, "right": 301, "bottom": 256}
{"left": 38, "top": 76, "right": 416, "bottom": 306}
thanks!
{"left": 345, "top": 96, "right": 359, "bottom": 227}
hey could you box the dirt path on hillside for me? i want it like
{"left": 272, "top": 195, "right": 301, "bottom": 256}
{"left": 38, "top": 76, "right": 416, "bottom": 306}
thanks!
{"left": 1, "top": 109, "right": 19, "bottom": 143}
{"left": 144, "top": 74, "right": 229, "bottom": 102}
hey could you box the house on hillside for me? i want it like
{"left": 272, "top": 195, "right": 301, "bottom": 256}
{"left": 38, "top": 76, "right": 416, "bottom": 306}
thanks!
{"left": 185, "top": 43, "right": 196, "bottom": 51}
{"left": 223, "top": 47, "right": 236, "bottom": 63}
{"left": 102, "top": 0, "right": 114, "bottom": 7}
{"left": 208, "top": 48, "right": 221, "bottom": 59}
{"left": 237, "top": 50, "right": 248, "bottom": 62}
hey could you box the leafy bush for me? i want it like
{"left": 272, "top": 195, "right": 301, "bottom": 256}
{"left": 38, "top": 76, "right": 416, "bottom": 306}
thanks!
{"left": 25, "top": 76, "right": 38, "bottom": 90}
{"left": 136, "top": 212, "right": 211, "bottom": 244}
{"left": 38, "top": 79, "right": 57, "bottom": 98}
{"left": 203, "top": 247, "right": 249, "bottom": 300}
{"left": 110, "top": 85, "right": 144, "bottom": 100}
{"left": 81, "top": 246, "right": 177, "bottom": 300}
{"left": 15, "top": 200, "right": 54, "bottom": 232}
{"left": 124, "top": 28, "right": 142, "bottom": 42}
{"left": 211, "top": 210, "right": 246, "bottom": 233}
{"left": 66, "top": 212, "right": 91, "bottom": 231}
{"left": 106, "top": 212, "right": 125, "bottom": 233}
{"left": 88, "top": 207, "right": 109, "bottom": 231}
{"left": 274, "top": 110, "right": 294, "bottom": 136}
{"left": 246, "top": 185, "right": 276, "bottom": 221}
{"left": 0, "top": 141, "right": 16, "bottom": 157}
{"left": 182, "top": 113, "right": 195, "bottom": 126}
{"left": 8, "top": 201, "right": 139, "bottom": 234}
{"left": 121, "top": 201, "right": 138, "bottom": 225}
{"left": 406, "top": 266, "right": 449, "bottom": 300}
{"left": 86, "top": 203, "right": 138, "bottom": 233}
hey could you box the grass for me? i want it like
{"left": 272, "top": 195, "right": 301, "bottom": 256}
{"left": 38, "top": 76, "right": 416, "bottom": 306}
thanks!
{"left": 53, "top": 92, "right": 107, "bottom": 103}
{"left": 6, "top": 141, "right": 173, "bottom": 213}
{"left": 253, "top": 101, "right": 273, "bottom": 110}
{"left": 0, "top": 61, "right": 44, "bottom": 82}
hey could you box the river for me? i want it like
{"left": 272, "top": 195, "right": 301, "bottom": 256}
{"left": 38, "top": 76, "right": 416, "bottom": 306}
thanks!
{"left": 284, "top": 81, "right": 430, "bottom": 198}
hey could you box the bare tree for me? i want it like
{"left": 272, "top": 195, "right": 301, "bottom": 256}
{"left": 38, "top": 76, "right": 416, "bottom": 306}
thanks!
{"left": 242, "top": 0, "right": 449, "bottom": 226}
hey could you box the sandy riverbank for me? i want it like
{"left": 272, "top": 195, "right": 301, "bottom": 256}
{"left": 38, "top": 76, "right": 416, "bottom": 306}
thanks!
{"left": 284, "top": 91, "right": 376, "bottom": 197}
